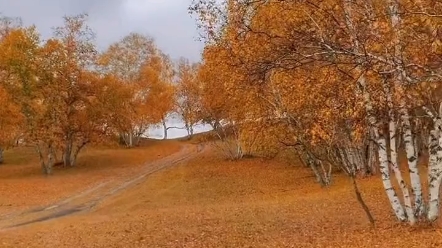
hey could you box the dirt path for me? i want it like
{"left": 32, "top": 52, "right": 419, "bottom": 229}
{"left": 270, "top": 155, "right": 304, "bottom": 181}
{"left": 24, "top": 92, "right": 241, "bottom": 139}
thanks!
{"left": 0, "top": 143, "right": 203, "bottom": 231}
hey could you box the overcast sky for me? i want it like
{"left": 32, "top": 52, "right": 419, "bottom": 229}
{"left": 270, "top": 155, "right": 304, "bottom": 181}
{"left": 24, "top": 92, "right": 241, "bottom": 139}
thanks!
{"left": 0, "top": 0, "right": 204, "bottom": 62}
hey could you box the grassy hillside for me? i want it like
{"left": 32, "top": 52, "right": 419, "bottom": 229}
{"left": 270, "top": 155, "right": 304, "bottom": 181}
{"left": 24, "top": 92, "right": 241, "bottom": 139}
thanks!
{"left": 0, "top": 144, "right": 441, "bottom": 247}
{"left": 0, "top": 139, "right": 182, "bottom": 216}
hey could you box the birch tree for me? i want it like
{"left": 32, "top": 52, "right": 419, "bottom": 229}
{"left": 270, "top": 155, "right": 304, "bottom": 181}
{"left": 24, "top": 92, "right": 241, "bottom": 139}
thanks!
{"left": 99, "top": 33, "right": 157, "bottom": 147}
{"left": 176, "top": 58, "right": 201, "bottom": 138}
{"left": 190, "top": 0, "right": 442, "bottom": 224}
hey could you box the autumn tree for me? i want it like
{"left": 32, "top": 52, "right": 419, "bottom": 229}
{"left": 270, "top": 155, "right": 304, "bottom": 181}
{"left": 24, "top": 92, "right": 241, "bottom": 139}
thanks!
{"left": 0, "top": 14, "right": 111, "bottom": 174}
{"left": 0, "top": 26, "right": 41, "bottom": 166}
{"left": 139, "top": 52, "right": 176, "bottom": 140}
{"left": 176, "top": 57, "right": 201, "bottom": 138}
{"left": 0, "top": 86, "right": 23, "bottom": 164}
{"left": 27, "top": 14, "right": 103, "bottom": 173}
{"left": 190, "top": 0, "right": 442, "bottom": 224}
{"left": 98, "top": 32, "right": 157, "bottom": 147}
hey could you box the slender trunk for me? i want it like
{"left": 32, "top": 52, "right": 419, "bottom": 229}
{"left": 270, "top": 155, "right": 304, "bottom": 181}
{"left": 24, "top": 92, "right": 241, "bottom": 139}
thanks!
{"left": 63, "top": 140, "right": 73, "bottom": 167}
{"left": 129, "top": 132, "right": 133, "bottom": 147}
{"left": 427, "top": 130, "right": 441, "bottom": 221}
{"left": 304, "top": 150, "right": 326, "bottom": 186}
{"left": 189, "top": 125, "right": 194, "bottom": 139}
{"left": 38, "top": 144, "right": 55, "bottom": 175}
{"left": 162, "top": 120, "right": 168, "bottom": 140}
{"left": 319, "top": 160, "right": 332, "bottom": 186}
{"left": 0, "top": 147, "right": 3, "bottom": 164}
{"left": 400, "top": 107, "right": 424, "bottom": 217}
{"left": 236, "top": 142, "right": 243, "bottom": 160}
{"left": 339, "top": 147, "right": 352, "bottom": 175}
{"left": 186, "top": 125, "right": 191, "bottom": 137}
{"left": 387, "top": 0, "right": 423, "bottom": 220}
{"left": 390, "top": 117, "right": 415, "bottom": 223}
{"left": 367, "top": 131, "right": 377, "bottom": 175}
{"left": 351, "top": 175, "right": 375, "bottom": 225}
{"left": 377, "top": 129, "right": 407, "bottom": 221}
{"left": 360, "top": 76, "right": 406, "bottom": 221}
{"left": 346, "top": 147, "right": 358, "bottom": 171}
{"left": 358, "top": 146, "right": 371, "bottom": 177}
{"left": 414, "top": 134, "right": 419, "bottom": 158}
{"left": 384, "top": 81, "right": 415, "bottom": 223}
{"left": 70, "top": 142, "right": 86, "bottom": 167}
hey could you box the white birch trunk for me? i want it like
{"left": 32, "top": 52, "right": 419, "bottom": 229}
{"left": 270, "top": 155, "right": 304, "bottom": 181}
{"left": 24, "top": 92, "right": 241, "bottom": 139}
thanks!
{"left": 389, "top": 118, "right": 415, "bottom": 223}
{"left": 344, "top": 0, "right": 406, "bottom": 220}
{"left": 423, "top": 105, "right": 442, "bottom": 221}
{"left": 367, "top": 130, "right": 377, "bottom": 174}
{"left": 400, "top": 107, "right": 424, "bottom": 217}
{"left": 129, "top": 132, "right": 133, "bottom": 147}
{"left": 427, "top": 129, "right": 441, "bottom": 221}
{"left": 359, "top": 76, "right": 406, "bottom": 220}
{"left": 387, "top": 0, "right": 424, "bottom": 219}
{"left": 376, "top": 130, "right": 407, "bottom": 220}
{"left": 414, "top": 134, "right": 419, "bottom": 158}
{"left": 383, "top": 81, "right": 415, "bottom": 223}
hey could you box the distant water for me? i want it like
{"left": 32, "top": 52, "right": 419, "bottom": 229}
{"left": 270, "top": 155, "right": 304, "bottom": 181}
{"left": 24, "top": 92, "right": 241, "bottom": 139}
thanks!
{"left": 145, "top": 115, "right": 212, "bottom": 139}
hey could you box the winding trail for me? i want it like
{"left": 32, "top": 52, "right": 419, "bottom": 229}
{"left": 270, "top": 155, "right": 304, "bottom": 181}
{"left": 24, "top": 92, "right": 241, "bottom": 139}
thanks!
{"left": 0, "top": 143, "right": 203, "bottom": 231}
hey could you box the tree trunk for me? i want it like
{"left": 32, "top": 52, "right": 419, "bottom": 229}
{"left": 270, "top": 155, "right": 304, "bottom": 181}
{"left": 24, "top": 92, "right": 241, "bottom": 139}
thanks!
{"left": 400, "top": 106, "right": 424, "bottom": 217}
{"left": 427, "top": 129, "right": 442, "bottom": 221}
{"left": 38, "top": 144, "right": 55, "bottom": 175}
{"left": 383, "top": 81, "right": 415, "bottom": 223}
{"left": 361, "top": 76, "right": 406, "bottom": 221}
{"left": 389, "top": 118, "right": 415, "bottom": 223}
{"left": 188, "top": 125, "right": 194, "bottom": 139}
{"left": 129, "top": 132, "right": 133, "bottom": 147}
{"left": 367, "top": 132, "right": 377, "bottom": 175}
{"left": 162, "top": 120, "right": 168, "bottom": 140}
{"left": 377, "top": 129, "right": 407, "bottom": 221}
{"left": 0, "top": 147, "right": 4, "bottom": 164}
{"left": 305, "top": 150, "right": 330, "bottom": 187}
{"left": 63, "top": 141, "right": 73, "bottom": 167}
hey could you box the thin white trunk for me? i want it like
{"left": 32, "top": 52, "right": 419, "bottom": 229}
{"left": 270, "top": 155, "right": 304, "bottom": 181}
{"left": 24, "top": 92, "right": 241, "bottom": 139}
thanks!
{"left": 383, "top": 81, "right": 415, "bottom": 223}
{"left": 367, "top": 130, "right": 377, "bottom": 174}
{"left": 400, "top": 107, "right": 424, "bottom": 217}
{"left": 389, "top": 118, "right": 415, "bottom": 223}
{"left": 427, "top": 130, "right": 441, "bottom": 221}
{"left": 414, "top": 134, "right": 419, "bottom": 158}
{"left": 376, "top": 130, "right": 407, "bottom": 221}
{"left": 387, "top": 0, "right": 424, "bottom": 219}
{"left": 129, "top": 132, "right": 133, "bottom": 147}
{"left": 345, "top": 0, "right": 406, "bottom": 220}
{"left": 423, "top": 105, "right": 442, "bottom": 221}
{"left": 359, "top": 76, "right": 406, "bottom": 220}
{"left": 162, "top": 120, "right": 168, "bottom": 140}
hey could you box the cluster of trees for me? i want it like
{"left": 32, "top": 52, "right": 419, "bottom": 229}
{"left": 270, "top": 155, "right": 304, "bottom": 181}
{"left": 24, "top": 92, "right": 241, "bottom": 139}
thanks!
{"left": 3, "top": 0, "right": 442, "bottom": 226}
{"left": 0, "top": 14, "right": 200, "bottom": 174}
{"left": 187, "top": 0, "right": 442, "bottom": 224}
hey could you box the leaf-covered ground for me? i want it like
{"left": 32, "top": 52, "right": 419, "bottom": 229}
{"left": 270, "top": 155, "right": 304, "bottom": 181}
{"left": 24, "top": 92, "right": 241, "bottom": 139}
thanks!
{"left": 0, "top": 139, "right": 181, "bottom": 217}
{"left": 1, "top": 144, "right": 442, "bottom": 247}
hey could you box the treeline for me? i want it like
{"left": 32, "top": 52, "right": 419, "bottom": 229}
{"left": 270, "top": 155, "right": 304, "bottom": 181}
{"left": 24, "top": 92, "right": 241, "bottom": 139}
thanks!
{"left": 0, "top": 14, "right": 201, "bottom": 174}
{"left": 187, "top": 0, "right": 442, "bottom": 225}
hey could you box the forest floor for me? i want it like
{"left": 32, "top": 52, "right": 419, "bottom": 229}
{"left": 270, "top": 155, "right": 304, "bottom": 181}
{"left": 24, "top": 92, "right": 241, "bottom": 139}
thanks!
{"left": 0, "top": 138, "right": 442, "bottom": 247}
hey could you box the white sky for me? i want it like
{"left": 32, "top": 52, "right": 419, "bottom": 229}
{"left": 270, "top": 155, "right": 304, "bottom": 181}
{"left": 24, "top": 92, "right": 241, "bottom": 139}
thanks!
{"left": 0, "top": 0, "right": 204, "bottom": 62}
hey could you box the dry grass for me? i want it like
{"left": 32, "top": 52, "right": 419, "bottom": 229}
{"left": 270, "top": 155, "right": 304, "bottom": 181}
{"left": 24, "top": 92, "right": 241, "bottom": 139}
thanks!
{"left": 1, "top": 144, "right": 442, "bottom": 247}
{"left": 0, "top": 139, "right": 181, "bottom": 215}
